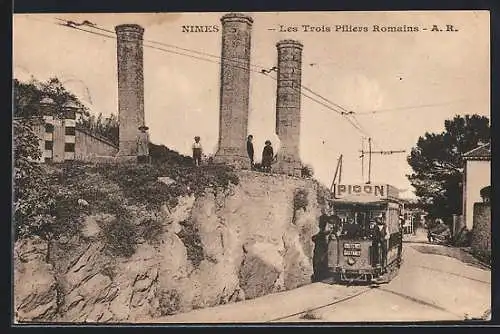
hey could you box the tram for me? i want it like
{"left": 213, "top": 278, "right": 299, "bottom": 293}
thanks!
{"left": 325, "top": 183, "right": 404, "bottom": 284}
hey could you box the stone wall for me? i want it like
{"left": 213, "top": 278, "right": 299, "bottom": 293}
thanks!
{"left": 471, "top": 202, "right": 491, "bottom": 254}
{"left": 75, "top": 128, "right": 119, "bottom": 160}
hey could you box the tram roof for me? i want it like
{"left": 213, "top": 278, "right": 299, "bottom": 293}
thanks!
{"left": 332, "top": 195, "right": 402, "bottom": 206}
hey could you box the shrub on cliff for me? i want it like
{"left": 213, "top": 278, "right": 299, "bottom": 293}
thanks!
{"left": 40, "top": 160, "right": 239, "bottom": 258}
{"left": 301, "top": 165, "right": 314, "bottom": 178}
{"left": 149, "top": 142, "right": 193, "bottom": 166}
{"left": 13, "top": 119, "right": 54, "bottom": 240}
{"left": 294, "top": 188, "right": 309, "bottom": 211}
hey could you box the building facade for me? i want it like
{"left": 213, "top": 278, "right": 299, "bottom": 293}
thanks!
{"left": 462, "top": 142, "right": 491, "bottom": 230}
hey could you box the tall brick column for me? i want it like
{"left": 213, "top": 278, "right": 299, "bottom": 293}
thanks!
{"left": 214, "top": 13, "right": 253, "bottom": 168}
{"left": 115, "top": 24, "right": 145, "bottom": 157}
{"left": 275, "top": 40, "right": 303, "bottom": 176}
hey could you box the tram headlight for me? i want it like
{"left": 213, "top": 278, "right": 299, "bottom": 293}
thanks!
{"left": 347, "top": 257, "right": 356, "bottom": 265}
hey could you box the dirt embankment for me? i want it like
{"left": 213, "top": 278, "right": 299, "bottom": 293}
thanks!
{"left": 14, "top": 170, "right": 326, "bottom": 323}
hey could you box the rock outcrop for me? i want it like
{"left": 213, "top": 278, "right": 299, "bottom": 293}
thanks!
{"left": 14, "top": 170, "right": 325, "bottom": 322}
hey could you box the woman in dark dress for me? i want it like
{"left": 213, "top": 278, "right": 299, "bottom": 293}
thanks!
{"left": 261, "top": 140, "right": 274, "bottom": 172}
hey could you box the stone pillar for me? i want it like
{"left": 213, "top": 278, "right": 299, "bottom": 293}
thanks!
{"left": 275, "top": 40, "right": 303, "bottom": 177}
{"left": 39, "top": 97, "right": 56, "bottom": 163}
{"left": 214, "top": 13, "right": 253, "bottom": 168}
{"left": 115, "top": 24, "right": 145, "bottom": 157}
{"left": 62, "top": 102, "right": 77, "bottom": 161}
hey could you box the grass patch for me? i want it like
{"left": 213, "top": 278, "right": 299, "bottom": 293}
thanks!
{"left": 99, "top": 207, "right": 137, "bottom": 258}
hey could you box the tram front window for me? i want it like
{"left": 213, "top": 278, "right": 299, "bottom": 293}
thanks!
{"left": 340, "top": 210, "right": 372, "bottom": 239}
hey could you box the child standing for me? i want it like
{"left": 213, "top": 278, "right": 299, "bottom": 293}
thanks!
{"left": 192, "top": 136, "right": 202, "bottom": 167}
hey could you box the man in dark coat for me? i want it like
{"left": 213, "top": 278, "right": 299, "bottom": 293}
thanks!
{"left": 247, "top": 135, "right": 254, "bottom": 169}
{"left": 312, "top": 217, "right": 331, "bottom": 282}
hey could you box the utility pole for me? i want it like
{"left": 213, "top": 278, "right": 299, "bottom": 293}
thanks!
{"left": 360, "top": 137, "right": 365, "bottom": 183}
{"left": 339, "top": 155, "right": 343, "bottom": 184}
{"left": 368, "top": 137, "right": 372, "bottom": 184}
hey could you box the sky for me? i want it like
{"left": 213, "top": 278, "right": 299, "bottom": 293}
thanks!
{"left": 13, "top": 11, "right": 490, "bottom": 198}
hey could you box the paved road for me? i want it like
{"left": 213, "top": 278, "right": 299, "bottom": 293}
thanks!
{"left": 152, "top": 231, "right": 491, "bottom": 323}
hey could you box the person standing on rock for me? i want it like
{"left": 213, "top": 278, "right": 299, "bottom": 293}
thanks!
{"left": 192, "top": 136, "right": 203, "bottom": 167}
{"left": 137, "top": 125, "right": 150, "bottom": 164}
{"left": 261, "top": 140, "right": 274, "bottom": 173}
{"left": 247, "top": 135, "right": 254, "bottom": 169}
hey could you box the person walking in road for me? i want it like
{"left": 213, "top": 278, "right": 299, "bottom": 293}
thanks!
{"left": 192, "top": 136, "right": 203, "bottom": 167}
{"left": 261, "top": 140, "right": 274, "bottom": 172}
{"left": 137, "top": 125, "right": 150, "bottom": 164}
{"left": 247, "top": 135, "right": 254, "bottom": 169}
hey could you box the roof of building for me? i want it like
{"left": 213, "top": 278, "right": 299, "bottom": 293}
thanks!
{"left": 463, "top": 142, "right": 491, "bottom": 160}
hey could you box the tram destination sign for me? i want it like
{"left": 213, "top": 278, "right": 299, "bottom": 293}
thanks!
{"left": 334, "top": 183, "right": 399, "bottom": 200}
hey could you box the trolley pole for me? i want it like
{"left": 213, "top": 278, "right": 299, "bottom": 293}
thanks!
{"left": 358, "top": 145, "right": 406, "bottom": 184}
{"left": 330, "top": 154, "right": 343, "bottom": 192}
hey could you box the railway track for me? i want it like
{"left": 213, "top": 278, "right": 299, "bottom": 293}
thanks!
{"left": 266, "top": 286, "right": 374, "bottom": 322}
{"left": 267, "top": 281, "right": 474, "bottom": 322}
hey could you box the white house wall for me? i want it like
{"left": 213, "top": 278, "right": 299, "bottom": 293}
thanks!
{"left": 464, "top": 159, "right": 490, "bottom": 230}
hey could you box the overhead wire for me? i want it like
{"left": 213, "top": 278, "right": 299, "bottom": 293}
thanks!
{"left": 45, "top": 17, "right": 373, "bottom": 139}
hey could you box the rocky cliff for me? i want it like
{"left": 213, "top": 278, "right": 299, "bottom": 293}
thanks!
{"left": 14, "top": 170, "right": 326, "bottom": 323}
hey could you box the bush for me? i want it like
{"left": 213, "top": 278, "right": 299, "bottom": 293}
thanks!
{"left": 149, "top": 142, "right": 193, "bottom": 166}
{"left": 177, "top": 219, "right": 204, "bottom": 267}
{"left": 471, "top": 248, "right": 491, "bottom": 266}
{"left": 99, "top": 207, "right": 137, "bottom": 258}
{"left": 301, "top": 165, "right": 314, "bottom": 178}
{"left": 137, "top": 217, "right": 164, "bottom": 245}
{"left": 13, "top": 119, "right": 54, "bottom": 240}
{"left": 294, "top": 188, "right": 309, "bottom": 211}
{"left": 159, "top": 289, "right": 181, "bottom": 316}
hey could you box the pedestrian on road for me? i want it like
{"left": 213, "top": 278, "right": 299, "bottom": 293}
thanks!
{"left": 192, "top": 136, "right": 203, "bottom": 167}
{"left": 261, "top": 140, "right": 274, "bottom": 172}
{"left": 312, "top": 216, "right": 332, "bottom": 282}
{"left": 247, "top": 135, "right": 254, "bottom": 169}
{"left": 137, "top": 125, "right": 150, "bottom": 164}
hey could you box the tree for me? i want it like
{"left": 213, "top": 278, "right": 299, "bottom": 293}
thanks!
{"left": 77, "top": 112, "right": 119, "bottom": 146}
{"left": 407, "top": 114, "right": 490, "bottom": 223}
{"left": 13, "top": 76, "right": 88, "bottom": 240}
{"left": 13, "top": 77, "right": 88, "bottom": 119}
{"left": 13, "top": 119, "right": 54, "bottom": 239}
